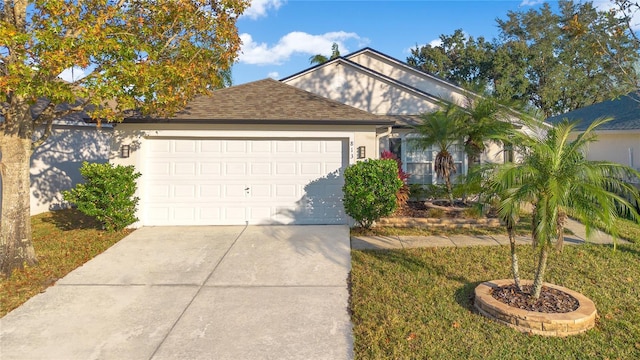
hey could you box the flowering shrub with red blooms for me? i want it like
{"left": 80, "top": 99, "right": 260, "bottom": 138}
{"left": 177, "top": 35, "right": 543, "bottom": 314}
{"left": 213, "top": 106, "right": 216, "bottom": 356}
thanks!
{"left": 381, "top": 151, "right": 409, "bottom": 183}
{"left": 380, "top": 150, "right": 410, "bottom": 209}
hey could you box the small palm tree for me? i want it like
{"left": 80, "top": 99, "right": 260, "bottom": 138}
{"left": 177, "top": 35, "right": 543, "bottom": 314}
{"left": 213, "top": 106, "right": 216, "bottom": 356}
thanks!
{"left": 485, "top": 117, "right": 640, "bottom": 298}
{"left": 414, "top": 104, "right": 463, "bottom": 206}
{"left": 458, "top": 95, "right": 518, "bottom": 167}
{"left": 309, "top": 42, "right": 341, "bottom": 65}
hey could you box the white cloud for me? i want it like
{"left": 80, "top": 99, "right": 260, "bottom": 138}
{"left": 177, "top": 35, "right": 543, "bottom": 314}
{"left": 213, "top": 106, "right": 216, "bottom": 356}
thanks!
{"left": 267, "top": 71, "right": 279, "bottom": 79}
{"left": 519, "top": 0, "right": 545, "bottom": 6}
{"left": 238, "top": 31, "right": 363, "bottom": 65}
{"left": 591, "top": 0, "right": 640, "bottom": 30}
{"left": 428, "top": 38, "right": 443, "bottom": 47}
{"left": 241, "top": 0, "right": 284, "bottom": 20}
{"left": 58, "top": 66, "right": 89, "bottom": 82}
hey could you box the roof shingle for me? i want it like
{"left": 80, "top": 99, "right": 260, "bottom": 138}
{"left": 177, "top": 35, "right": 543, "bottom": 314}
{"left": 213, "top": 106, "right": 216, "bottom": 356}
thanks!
{"left": 545, "top": 92, "right": 640, "bottom": 131}
{"left": 126, "top": 78, "right": 393, "bottom": 125}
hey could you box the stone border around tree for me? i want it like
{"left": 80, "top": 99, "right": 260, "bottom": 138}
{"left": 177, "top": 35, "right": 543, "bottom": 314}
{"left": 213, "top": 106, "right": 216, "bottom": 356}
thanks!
{"left": 377, "top": 217, "right": 501, "bottom": 228}
{"left": 474, "top": 279, "right": 597, "bottom": 337}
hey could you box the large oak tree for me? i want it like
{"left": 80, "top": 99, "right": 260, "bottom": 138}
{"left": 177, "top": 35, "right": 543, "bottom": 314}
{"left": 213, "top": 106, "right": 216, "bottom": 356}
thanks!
{"left": 408, "top": 0, "right": 640, "bottom": 118}
{"left": 0, "top": 0, "right": 249, "bottom": 277}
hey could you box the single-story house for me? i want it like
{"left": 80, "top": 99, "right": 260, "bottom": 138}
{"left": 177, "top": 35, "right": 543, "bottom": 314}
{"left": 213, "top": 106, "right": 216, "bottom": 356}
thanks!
{"left": 10, "top": 47, "right": 519, "bottom": 224}
{"left": 545, "top": 92, "right": 640, "bottom": 169}
{"left": 111, "top": 48, "right": 517, "bottom": 227}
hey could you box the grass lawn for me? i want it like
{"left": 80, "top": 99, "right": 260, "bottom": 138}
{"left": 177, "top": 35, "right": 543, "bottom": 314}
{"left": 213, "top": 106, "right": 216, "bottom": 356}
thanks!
{"left": 0, "top": 209, "right": 132, "bottom": 317}
{"left": 350, "top": 232, "right": 640, "bottom": 359}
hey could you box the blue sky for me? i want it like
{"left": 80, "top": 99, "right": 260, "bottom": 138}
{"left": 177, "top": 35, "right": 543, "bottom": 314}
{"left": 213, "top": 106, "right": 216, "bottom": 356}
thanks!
{"left": 58, "top": 1, "right": 634, "bottom": 84}
{"left": 231, "top": 0, "right": 546, "bottom": 85}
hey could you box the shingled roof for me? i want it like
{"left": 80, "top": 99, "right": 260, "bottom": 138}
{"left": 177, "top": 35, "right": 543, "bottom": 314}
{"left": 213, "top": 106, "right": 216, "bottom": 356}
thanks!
{"left": 545, "top": 92, "right": 640, "bottom": 131}
{"left": 125, "top": 78, "right": 393, "bottom": 125}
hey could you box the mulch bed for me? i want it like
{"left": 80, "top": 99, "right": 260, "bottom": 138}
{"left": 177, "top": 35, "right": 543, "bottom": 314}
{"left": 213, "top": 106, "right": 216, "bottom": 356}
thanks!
{"left": 491, "top": 284, "right": 580, "bottom": 313}
{"left": 395, "top": 201, "right": 480, "bottom": 219}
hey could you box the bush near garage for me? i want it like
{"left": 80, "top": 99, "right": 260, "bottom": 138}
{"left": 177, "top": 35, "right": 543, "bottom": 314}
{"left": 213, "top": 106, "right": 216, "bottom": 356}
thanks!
{"left": 63, "top": 162, "right": 141, "bottom": 232}
{"left": 343, "top": 159, "right": 403, "bottom": 229}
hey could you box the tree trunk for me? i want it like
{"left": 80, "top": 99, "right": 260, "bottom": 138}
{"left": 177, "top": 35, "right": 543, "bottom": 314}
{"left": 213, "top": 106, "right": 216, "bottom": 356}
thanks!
{"left": 1, "top": 134, "right": 38, "bottom": 277}
{"left": 531, "top": 246, "right": 549, "bottom": 299}
{"left": 444, "top": 176, "right": 454, "bottom": 207}
{"left": 508, "top": 225, "right": 522, "bottom": 292}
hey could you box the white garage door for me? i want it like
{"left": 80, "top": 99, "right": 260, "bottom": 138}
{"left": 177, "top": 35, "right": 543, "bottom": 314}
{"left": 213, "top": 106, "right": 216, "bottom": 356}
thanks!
{"left": 144, "top": 138, "right": 348, "bottom": 225}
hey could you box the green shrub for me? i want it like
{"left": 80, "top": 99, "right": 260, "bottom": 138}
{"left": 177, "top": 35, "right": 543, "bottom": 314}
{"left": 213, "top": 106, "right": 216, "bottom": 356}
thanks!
{"left": 63, "top": 162, "right": 141, "bottom": 232}
{"left": 342, "top": 159, "right": 403, "bottom": 229}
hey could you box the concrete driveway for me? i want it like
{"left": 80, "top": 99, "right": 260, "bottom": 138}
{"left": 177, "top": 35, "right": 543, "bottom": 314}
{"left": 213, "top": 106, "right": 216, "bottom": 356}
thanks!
{"left": 0, "top": 225, "right": 353, "bottom": 360}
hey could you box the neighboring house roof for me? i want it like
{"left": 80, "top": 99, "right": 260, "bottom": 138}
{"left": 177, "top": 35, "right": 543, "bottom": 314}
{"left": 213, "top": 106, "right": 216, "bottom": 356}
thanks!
{"left": 123, "top": 78, "right": 393, "bottom": 126}
{"left": 545, "top": 92, "right": 640, "bottom": 131}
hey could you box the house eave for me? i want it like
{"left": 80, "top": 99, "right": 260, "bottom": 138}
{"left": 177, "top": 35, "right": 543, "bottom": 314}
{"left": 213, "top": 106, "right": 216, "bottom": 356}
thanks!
{"left": 118, "top": 118, "right": 395, "bottom": 126}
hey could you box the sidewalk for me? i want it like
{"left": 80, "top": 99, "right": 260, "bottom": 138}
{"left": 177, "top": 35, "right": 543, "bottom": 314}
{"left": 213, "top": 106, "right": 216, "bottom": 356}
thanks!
{"left": 351, "top": 219, "right": 628, "bottom": 250}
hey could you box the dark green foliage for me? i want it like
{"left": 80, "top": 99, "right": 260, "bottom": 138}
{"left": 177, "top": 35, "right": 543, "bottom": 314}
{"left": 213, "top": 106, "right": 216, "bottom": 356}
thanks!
{"left": 63, "top": 162, "right": 141, "bottom": 232}
{"left": 343, "top": 159, "right": 403, "bottom": 229}
{"left": 407, "top": 1, "right": 640, "bottom": 118}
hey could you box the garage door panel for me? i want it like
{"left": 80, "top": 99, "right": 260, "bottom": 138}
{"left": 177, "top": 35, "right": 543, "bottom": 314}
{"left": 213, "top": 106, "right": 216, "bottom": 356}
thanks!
{"left": 200, "top": 163, "right": 222, "bottom": 175}
{"left": 144, "top": 139, "right": 347, "bottom": 225}
{"left": 175, "top": 162, "right": 196, "bottom": 176}
{"left": 200, "top": 184, "right": 222, "bottom": 198}
{"left": 174, "top": 140, "right": 197, "bottom": 153}
{"left": 250, "top": 163, "right": 272, "bottom": 176}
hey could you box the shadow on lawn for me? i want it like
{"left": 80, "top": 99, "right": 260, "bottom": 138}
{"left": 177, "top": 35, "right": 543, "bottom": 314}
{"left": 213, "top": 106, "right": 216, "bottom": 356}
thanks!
{"left": 42, "top": 209, "right": 103, "bottom": 231}
{"left": 359, "top": 249, "right": 486, "bottom": 313}
{"left": 361, "top": 248, "right": 474, "bottom": 288}
{"left": 600, "top": 242, "right": 640, "bottom": 258}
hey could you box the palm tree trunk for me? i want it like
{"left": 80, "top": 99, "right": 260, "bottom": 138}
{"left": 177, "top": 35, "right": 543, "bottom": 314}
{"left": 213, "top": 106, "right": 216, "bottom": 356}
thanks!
{"left": 444, "top": 176, "right": 454, "bottom": 206}
{"left": 508, "top": 225, "right": 522, "bottom": 291}
{"left": 531, "top": 246, "right": 549, "bottom": 298}
{"left": 1, "top": 133, "right": 38, "bottom": 277}
{"left": 556, "top": 210, "right": 567, "bottom": 252}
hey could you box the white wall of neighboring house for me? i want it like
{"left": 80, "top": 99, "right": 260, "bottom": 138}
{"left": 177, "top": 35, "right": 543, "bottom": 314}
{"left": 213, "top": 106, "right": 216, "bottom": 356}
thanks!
{"left": 30, "top": 125, "right": 113, "bottom": 214}
{"left": 0, "top": 124, "right": 113, "bottom": 216}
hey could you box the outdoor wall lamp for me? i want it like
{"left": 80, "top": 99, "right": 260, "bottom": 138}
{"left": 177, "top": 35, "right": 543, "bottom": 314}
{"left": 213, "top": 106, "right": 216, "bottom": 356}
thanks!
{"left": 357, "top": 146, "right": 366, "bottom": 159}
{"left": 120, "top": 145, "right": 130, "bottom": 158}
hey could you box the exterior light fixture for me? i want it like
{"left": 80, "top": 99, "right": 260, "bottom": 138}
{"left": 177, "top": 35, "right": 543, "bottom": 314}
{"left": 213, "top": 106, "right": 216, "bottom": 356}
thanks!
{"left": 357, "top": 146, "right": 366, "bottom": 159}
{"left": 121, "top": 145, "right": 130, "bottom": 158}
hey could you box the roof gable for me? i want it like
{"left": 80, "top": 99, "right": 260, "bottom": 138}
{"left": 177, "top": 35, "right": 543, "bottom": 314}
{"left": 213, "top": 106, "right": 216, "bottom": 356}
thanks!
{"left": 281, "top": 48, "right": 475, "bottom": 116}
{"left": 545, "top": 92, "right": 640, "bottom": 131}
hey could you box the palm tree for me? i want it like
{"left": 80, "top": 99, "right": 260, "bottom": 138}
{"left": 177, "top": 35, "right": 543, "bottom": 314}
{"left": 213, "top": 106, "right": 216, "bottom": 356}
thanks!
{"left": 309, "top": 42, "right": 341, "bottom": 65}
{"left": 458, "top": 95, "right": 519, "bottom": 167}
{"left": 414, "top": 104, "right": 463, "bottom": 206}
{"left": 484, "top": 117, "right": 640, "bottom": 298}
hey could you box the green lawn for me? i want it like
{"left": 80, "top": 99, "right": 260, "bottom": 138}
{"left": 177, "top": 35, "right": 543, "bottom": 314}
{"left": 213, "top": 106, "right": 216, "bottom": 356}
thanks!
{"left": 0, "top": 210, "right": 131, "bottom": 317}
{"left": 350, "top": 242, "right": 640, "bottom": 359}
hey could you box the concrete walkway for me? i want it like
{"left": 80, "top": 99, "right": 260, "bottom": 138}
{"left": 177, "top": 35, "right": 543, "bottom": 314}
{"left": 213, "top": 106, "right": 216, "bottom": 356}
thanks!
{"left": 0, "top": 225, "right": 353, "bottom": 360}
{"left": 351, "top": 219, "right": 628, "bottom": 250}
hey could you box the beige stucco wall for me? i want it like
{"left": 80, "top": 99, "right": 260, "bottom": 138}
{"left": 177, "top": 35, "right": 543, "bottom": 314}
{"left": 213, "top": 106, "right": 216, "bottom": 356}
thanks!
{"left": 347, "top": 52, "right": 470, "bottom": 107}
{"left": 581, "top": 131, "right": 640, "bottom": 168}
{"left": 284, "top": 63, "right": 442, "bottom": 115}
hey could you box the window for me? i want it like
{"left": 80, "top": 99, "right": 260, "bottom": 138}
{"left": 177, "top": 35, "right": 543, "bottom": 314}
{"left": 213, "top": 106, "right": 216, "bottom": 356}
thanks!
{"left": 401, "top": 137, "right": 465, "bottom": 185}
{"left": 504, "top": 143, "right": 514, "bottom": 163}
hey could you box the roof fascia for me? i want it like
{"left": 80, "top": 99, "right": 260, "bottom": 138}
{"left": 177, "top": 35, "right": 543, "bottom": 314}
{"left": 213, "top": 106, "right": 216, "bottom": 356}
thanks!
{"left": 118, "top": 118, "right": 394, "bottom": 126}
